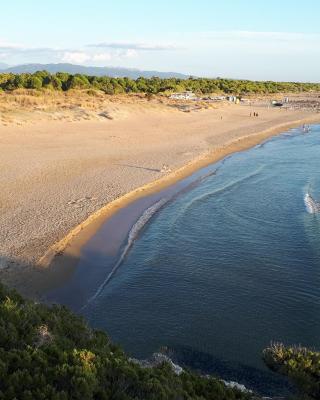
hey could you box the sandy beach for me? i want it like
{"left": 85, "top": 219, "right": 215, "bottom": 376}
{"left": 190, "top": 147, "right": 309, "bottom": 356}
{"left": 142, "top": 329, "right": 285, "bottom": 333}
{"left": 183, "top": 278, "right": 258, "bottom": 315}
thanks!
{"left": 1, "top": 93, "right": 319, "bottom": 297}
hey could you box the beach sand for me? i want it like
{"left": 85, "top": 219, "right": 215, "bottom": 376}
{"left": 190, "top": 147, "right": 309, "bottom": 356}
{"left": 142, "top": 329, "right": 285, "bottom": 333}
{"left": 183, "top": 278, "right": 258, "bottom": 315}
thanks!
{"left": 0, "top": 94, "right": 319, "bottom": 297}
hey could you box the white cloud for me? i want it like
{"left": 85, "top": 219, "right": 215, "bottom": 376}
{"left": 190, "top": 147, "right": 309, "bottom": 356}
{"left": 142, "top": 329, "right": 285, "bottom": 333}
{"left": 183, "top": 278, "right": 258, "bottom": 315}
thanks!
{"left": 177, "top": 30, "right": 320, "bottom": 60}
{"left": 61, "top": 50, "right": 135, "bottom": 64}
{"left": 0, "top": 39, "right": 22, "bottom": 51}
{"left": 61, "top": 51, "right": 91, "bottom": 64}
{"left": 0, "top": 37, "right": 143, "bottom": 65}
{"left": 88, "top": 41, "right": 179, "bottom": 51}
{"left": 196, "top": 30, "right": 320, "bottom": 49}
{"left": 198, "top": 30, "right": 320, "bottom": 41}
{"left": 121, "top": 49, "right": 138, "bottom": 58}
{"left": 1, "top": 32, "right": 320, "bottom": 81}
{"left": 91, "top": 52, "right": 112, "bottom": 62}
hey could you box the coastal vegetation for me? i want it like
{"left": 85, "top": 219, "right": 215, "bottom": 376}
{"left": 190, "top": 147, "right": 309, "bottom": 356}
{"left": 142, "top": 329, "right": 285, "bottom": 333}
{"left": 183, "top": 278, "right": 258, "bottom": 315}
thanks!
{"left": 0, "top": 283, "right": 253, "bottom": 400}
{"left": 1, "top": 71, "right": 320, "bottom": 95}
{"left": 263, "top": 343, "right": 320, "bottom": 399}
{"left": 0, "top": 282, "right": 319, "bottom": 399}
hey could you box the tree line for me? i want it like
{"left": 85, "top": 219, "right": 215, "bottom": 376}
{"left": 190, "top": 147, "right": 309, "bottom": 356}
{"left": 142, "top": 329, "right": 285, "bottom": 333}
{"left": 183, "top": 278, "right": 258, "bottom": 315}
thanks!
{"left": 1, "top": 71, "right": 320, "bottom": 95}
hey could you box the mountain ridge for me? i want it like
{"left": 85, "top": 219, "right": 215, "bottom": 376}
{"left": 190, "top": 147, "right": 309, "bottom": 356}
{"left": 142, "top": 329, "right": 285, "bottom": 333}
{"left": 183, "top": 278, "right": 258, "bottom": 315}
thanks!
{"left": 0, "top": 63, "right": 189, "bottom": 79}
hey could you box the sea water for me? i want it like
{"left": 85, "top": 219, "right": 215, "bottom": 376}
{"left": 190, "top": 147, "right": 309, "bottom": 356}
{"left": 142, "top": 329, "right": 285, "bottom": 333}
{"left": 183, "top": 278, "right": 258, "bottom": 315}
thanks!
{"left": 82, "top": 125, "right": 320, "bottom": 396}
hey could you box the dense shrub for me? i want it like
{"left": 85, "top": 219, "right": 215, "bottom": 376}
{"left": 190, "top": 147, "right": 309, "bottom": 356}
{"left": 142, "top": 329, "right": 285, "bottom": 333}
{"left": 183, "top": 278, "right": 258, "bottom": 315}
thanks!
{"left": 0, "top": 283, "right": 254, "bottom": 400}
{"left": 263, "top": 342, "right": 320, "bottom": 399}
{"left": 26, "top": 76, "right": 42, "bottom": 90}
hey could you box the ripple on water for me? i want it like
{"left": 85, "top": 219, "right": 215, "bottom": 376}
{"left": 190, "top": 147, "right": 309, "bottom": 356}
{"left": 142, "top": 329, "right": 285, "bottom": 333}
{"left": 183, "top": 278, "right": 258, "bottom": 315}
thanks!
{"left": 83, "top": 125, "right": 320, "bottom": 397}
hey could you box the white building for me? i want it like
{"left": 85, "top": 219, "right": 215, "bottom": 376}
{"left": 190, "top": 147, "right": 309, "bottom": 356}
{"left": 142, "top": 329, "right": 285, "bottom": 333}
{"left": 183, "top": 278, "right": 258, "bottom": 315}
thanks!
{"left": 170, "top": 91, "right": 195, "bottom": 100}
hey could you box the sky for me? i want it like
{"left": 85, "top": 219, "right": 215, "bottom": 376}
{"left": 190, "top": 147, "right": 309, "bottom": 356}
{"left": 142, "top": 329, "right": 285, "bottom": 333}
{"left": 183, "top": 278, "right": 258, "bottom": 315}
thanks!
{"left": 1, "top": 0, "right": 320, "bottom": 81}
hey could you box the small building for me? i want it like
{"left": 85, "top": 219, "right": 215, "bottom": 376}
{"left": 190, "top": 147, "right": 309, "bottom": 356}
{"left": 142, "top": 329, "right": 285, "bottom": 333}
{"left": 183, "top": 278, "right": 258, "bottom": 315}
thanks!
{"left": 226, "top": 95, "right": 238, "bottom": 103}
{"left": 170, "top": 91, "right": 195, "bottom": 100}
{"left": 209, "top": 96, "right": 226, "bottom": 101}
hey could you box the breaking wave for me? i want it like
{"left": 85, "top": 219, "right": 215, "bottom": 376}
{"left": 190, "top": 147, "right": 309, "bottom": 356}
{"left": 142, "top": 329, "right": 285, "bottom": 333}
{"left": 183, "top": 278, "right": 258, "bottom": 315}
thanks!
{"left": 304, "top": 192, "right": 320, "bottom": 214}
{"left": 84, "top": 198, "right": 169, "bottom": 306}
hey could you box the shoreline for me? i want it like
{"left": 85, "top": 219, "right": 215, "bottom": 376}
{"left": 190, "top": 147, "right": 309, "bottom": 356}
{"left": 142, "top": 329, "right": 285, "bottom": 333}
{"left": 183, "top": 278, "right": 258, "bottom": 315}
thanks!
{"left": 2, "top": 98, "right": 320, "bottom": 299}
{"left": 28, "top": 115, "right": 319, "bottom": 300}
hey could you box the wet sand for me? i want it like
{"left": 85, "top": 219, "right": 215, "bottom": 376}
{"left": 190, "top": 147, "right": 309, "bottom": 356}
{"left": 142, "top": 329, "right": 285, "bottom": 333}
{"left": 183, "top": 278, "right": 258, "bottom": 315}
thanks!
{"left": 0, "top": 99, "right": 319, "bottom": 298}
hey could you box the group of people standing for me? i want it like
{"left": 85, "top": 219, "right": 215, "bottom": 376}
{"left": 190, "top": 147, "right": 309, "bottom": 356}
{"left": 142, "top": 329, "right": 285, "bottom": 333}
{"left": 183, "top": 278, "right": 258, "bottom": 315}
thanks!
{"left": 250, "top": 111, "right": 259, "bottom": 117}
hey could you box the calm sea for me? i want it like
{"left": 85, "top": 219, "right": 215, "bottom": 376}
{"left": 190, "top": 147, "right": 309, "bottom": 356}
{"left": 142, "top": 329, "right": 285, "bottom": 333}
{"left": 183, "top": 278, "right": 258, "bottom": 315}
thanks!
{"left": 79, "top": 125, "right": 320, "bottom": 396}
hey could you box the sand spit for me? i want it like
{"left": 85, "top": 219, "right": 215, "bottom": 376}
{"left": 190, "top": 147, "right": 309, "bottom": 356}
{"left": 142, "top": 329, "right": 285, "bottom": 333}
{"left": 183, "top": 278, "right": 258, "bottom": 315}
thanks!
{"left": 0, "top": 93, "right": 319, "bottom": 296}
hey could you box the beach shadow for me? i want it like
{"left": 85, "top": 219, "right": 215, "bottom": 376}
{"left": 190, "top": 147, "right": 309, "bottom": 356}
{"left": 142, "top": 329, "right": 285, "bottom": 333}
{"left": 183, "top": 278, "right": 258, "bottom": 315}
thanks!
{"left": 116, "top": 163, "right": 161, "bottom": 172}
{"left": 0, "top": 253, "right": 81, "bottom": 306}
{"left": 0, "top": 250, "right": 128, "bottom": 313}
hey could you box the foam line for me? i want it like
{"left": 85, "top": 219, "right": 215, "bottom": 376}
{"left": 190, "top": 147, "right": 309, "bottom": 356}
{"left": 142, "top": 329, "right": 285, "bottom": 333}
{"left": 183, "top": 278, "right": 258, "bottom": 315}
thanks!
{"left": 304, "top": 192, "right": 320, "bottom": 214}
{"left": 84, "top": 198, "right": 169, "bottom": 307}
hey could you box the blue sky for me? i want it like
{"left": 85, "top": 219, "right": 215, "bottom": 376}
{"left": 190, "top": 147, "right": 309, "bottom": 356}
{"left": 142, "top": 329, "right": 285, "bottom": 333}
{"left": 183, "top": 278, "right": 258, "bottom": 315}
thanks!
{"left": 1, "top": 0, "right": 320, "bottom": 81}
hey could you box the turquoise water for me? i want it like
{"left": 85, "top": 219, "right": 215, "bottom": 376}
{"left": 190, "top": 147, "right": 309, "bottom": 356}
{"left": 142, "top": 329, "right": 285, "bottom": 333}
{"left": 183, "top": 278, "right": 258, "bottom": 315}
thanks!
{"left": 82, "top": 126, "right": 320, "bottom": 395}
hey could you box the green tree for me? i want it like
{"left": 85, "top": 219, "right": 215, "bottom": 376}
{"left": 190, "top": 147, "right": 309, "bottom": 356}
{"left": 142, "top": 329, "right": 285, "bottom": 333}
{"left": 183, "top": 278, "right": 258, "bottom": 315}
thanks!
{"left": 66, "top": 74, "right": 90, "bottom": 90}
{"left": 27, "top": 76, "right": 42, "bottom": 90}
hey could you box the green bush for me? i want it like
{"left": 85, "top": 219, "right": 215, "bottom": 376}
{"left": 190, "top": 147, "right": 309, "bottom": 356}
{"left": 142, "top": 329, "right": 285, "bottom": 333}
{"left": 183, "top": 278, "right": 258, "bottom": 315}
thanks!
{"left": 0, "top": 283, "right": 254, "bottom": 400}
{"left": 263, "top": 342, "right": 320, "bottom": 399}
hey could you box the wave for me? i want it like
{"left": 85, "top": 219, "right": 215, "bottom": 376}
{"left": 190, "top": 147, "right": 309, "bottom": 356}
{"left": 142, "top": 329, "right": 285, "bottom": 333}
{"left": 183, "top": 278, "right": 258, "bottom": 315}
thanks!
{"left": 172, "top": 166, "right": 265, "bottom": 221}
{"left": 83, "top": 198, "right": 169, "bottom": 307}
{"left": 82, "top": 169, "right": 221, "bottom": 309}
{"left": 304, "top": 192, "right": 320, "bottom": 214}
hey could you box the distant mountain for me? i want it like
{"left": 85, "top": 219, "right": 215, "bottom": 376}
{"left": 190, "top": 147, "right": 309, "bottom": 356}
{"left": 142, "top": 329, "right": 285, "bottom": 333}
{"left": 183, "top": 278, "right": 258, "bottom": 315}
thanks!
{"left": 0, "top": 62, "right": 9, "bottom": 69}
{"left": 0, "top": 63, "right": 188, "bottom": 79}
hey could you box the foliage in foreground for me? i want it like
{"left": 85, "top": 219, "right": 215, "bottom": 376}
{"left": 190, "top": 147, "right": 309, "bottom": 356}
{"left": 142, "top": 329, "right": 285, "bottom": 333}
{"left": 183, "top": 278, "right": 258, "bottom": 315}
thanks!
{"left": 1, "top": 71, "right": 320, "bottom": 95}
{"left": 263, "top": 343, "right": 320, "bottom": 399}
{"left": 0, "top": 283, "right": 253, "bottom": 400}
{"left": 1, "top": 281, "right": 319, "bottom": 399}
